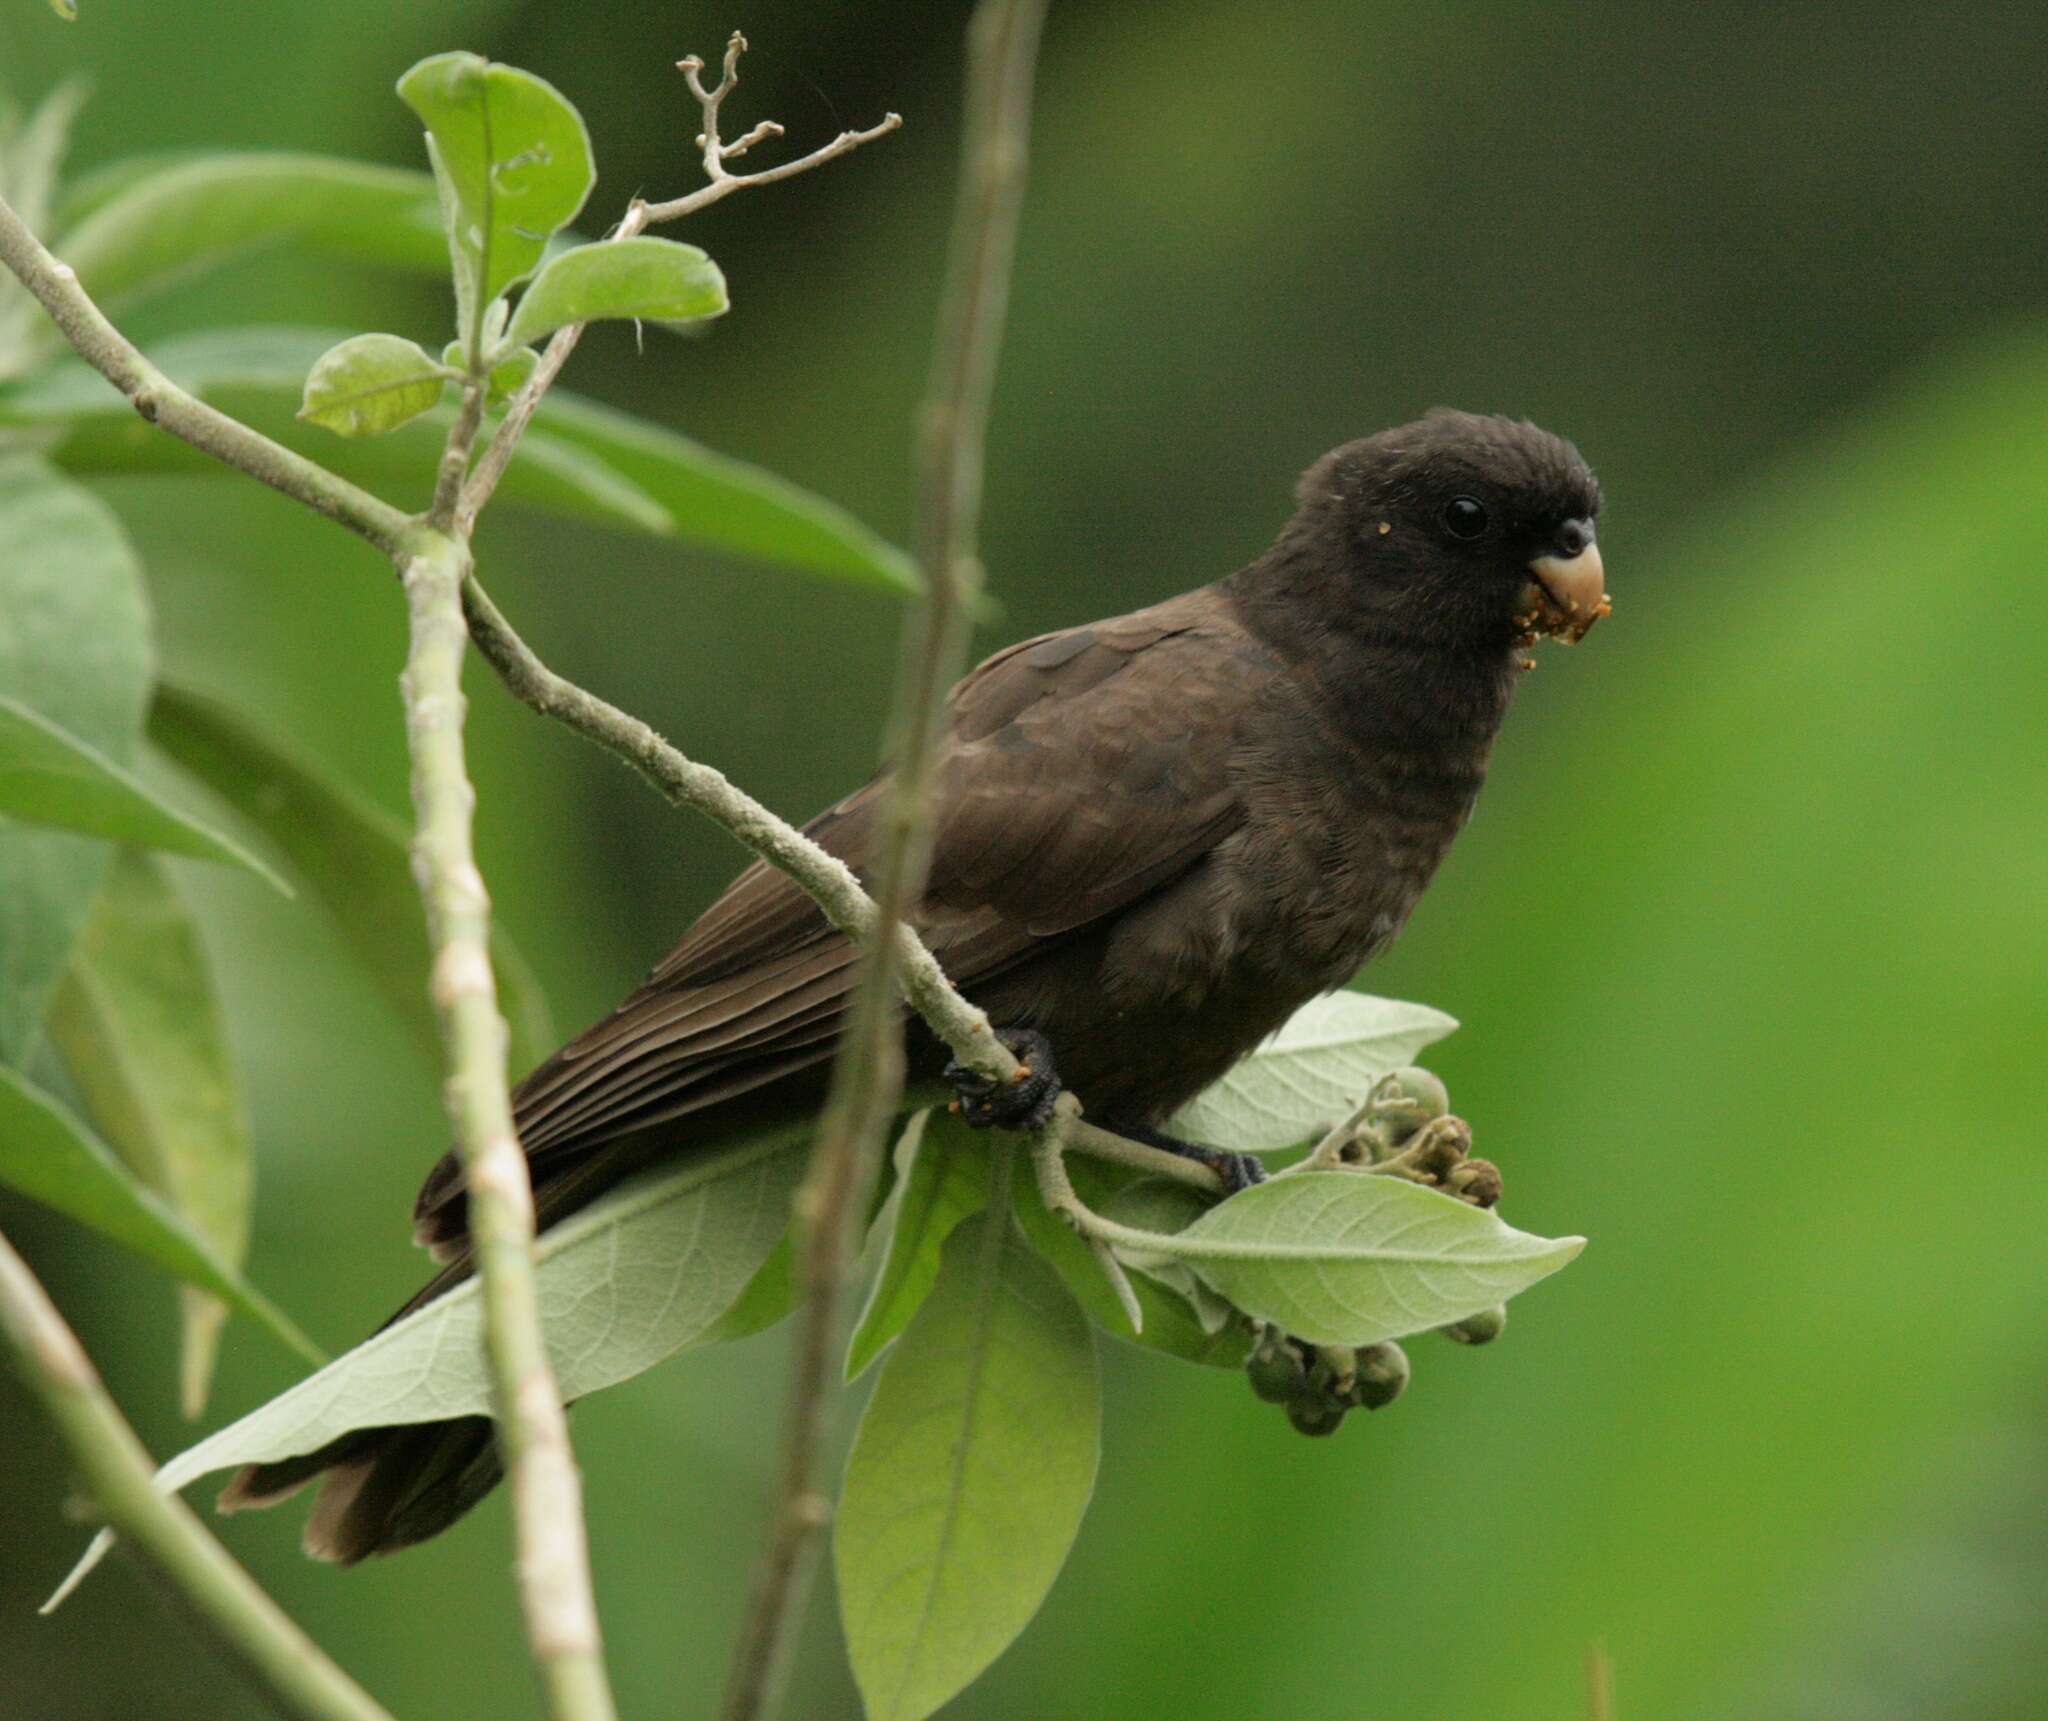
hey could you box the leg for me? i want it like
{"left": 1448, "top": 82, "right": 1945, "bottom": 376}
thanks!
{"left": 1100, "top": 1118, "right": 1267, "bottom": 1195}
{"left": 944, "top": 1027, "right": 1063, "bottom": 1130}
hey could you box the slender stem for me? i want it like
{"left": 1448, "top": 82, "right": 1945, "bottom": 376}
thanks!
{"left": 455, "top": 32, "right": 900, "bottom": 535}
{"left": 397, "top": 531, "right": 617, "bottom": 1721}
{"left": 1066, "top": 1117, "right": 1223, "bottom": 1192}
{"left": 717, "top": 8, "right": 1049, "bottom": 1719}
{"left": 0, "top": 193, "right": 411, "bottom": 552}
{"left": 0, "top": 1229, "right": 393, "bottom": 1721}
{"left": 430, "top": 380, "right": 486, "bottom": 528}
{"left": 460, "top": 575, "right": 1012, "bottom": 1080}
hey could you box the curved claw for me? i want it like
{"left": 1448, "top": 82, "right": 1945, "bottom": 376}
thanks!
{"left": 944, "top": 1028, "right": 1062, "bottom": 1130}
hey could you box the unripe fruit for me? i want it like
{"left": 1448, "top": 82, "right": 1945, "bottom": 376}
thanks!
{"left": 1443, "top": 1304, "right": 1507, "bottom": 1346}
{"left": 1245, "top": 1331, "right": 1308, "bottom": 1404}
{"left": 1350, "top": 1341, "right": 1411, "bottom": 1411}
{"left": 1286, "top": 1396, "right": 1349, "bottom": 1438}
{"left": 1369, "top": 1066, "right": 1450, "bottom": 1145}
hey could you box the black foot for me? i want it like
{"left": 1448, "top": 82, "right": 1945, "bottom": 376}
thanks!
{"left": 1104, "top": 1121, "right": 1268, "bottom": 1195}
{"left": 945, "top": 1028, "right": 1062, "bottom": 1130}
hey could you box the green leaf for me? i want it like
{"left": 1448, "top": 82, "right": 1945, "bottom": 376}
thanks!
{"left": 0, "top": 79, "right": 89, "bottom": 238}
{"left": 0, "top": 328, "right": 917, "bottom": 588}
{"left": 396, "top": 53, "right": 594, "bottom": 345}
{"left": 55, "top": 1128, "right": 805, "bottom": 1604}
{"left": 0, "top": 1065, "right": 316, "bottom": 1363}
{"left": 442, "top": 338, "right": 537, "bottom": 405}
{"left": 505, "top": 237, "right": 728, "bottom": 349}
{"left": 147, "top": 683, "right": 555, "bottom": 1079}
{"left": 837, "top": 1212, "right": 1101, "bottom": 1721}
{"left": 0, "top": 455, "right": 150, "bottom": 1063}
{"left": 845, "top": 1111, "right": 991, "bottom": 1380}
{"left": 45, "top": 852, "right": 253, "bottom": 1415}
{"left": 297, "top": 332, "right": 450, "bottom": 437}
{"left": 695, "top": 1227, "right": 797, "bottom": 1348}
{"left": 1098, "top": 1177, "right": 1242, "bottom": 1335}
{"left": 1166, "top": 990, "right": 1459, "bottom": 1152}
{"left": 0, "top": 693, "right": 286, "bottom": 888}
{"left": 1152, "top": 1171, "right": 1583, "bottom": 1347}
{"left": 0, "top": 82, "right": 91, "bottom": 374}
{"left": 1, "top": 154, "right": 447, "bottom": 379}
{"left": 533, "top": 391, "right": 921, "bottom": 592}
{"left": 1011, "top": 1153, "right": 1251, "bottom": 1369}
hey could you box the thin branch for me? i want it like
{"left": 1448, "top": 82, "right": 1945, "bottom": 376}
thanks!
{"left": 397, "top": 531, "right": 617, "bottom": 1721}
{"left": 0, "top": 1229, "right": 393, "bottom": 1721}
{"left": 718, "top": 6, "right": 1049, "bottom": 1720}
{"left": 459, "top": 575, "right": 1009, "bottom": 1076}
{"left": 454, "top": 32, "right": 900, "bottom": 535}
{"left": 430, "top": 380, "right": 486, "bottom": 528}
{"left": 0, "top": 193, "right": 412, "bottom": 553}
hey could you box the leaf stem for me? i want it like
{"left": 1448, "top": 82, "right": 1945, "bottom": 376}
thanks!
{"left": 0, "top": 192, "right": 411, "bottom": 552}
{"left": 397, "top": 529, "right": 617, "bottom": 1721}
{"left": 0, "top": 1228, "right": 393, "bottom": 1721}
{"left": 716, "top": 8, "right": 1047, "bottom": 1719}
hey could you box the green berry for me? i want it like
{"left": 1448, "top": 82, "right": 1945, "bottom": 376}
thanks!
{"left": 1443, "top": 1305, "right": 1507, "bottom": 1345}
{"left": 1350, "top": 1341, "right": 1411, "bottom": 1410}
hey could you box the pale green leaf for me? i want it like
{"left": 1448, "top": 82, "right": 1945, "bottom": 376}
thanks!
{"left": 0, "top": 79, "right": 89, "bottom": 239}
{"left": 0, "top": 455, "right": 150, "bottom": 1062}
{"left": 0, "top": 80, "right": 90, "bottom": 367}
{"left": 1100, "top": 1177, "right": 1240, "bottom": 1335}
{"left": 837, "top": 1213, "right": 1100, "bottom": 1721}
{"left": 1011, "top": 1154, "right": 1251, "bottom": 1369}
{"left": 845, "top": 1111, "right": 991, "bottom": 1380}
{"left": 1167, "top": 990, "right": 1459, "bottom": 1152}
{"left": 0, "top": 1065, "right": 316, "bottom": 1364}
{"left": 396, "top": 53, "right": 594, "bottom": 341}
{"left": 505, "top": 237, "right": 728, "bottom": 349}
{"left": 147, "top": 683, "right": 555, "bottom": 1078}
{"left": 1156, "top": 1170, "right": 1583, "bottom": 1347}
{"left": 45, "top": 851, "right": 253, "bottom": 1414}
{"left": 297, "top": 332, "right": 450, "bottom": 437}
{"left": 54, "top": 1129, "right": 804, "bottom": 1603}
{"left": 694, "top": 1227, "right": 796, "bottom": 1348}
{"left": 0, "top": 694, "right": 286, "bottom": 889}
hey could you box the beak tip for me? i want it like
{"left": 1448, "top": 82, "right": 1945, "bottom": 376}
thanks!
{"left": 1525, "top": 544, "right": 1609, "bottom": 643}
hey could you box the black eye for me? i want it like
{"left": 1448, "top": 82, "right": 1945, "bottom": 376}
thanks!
{"left": 1442, "top": 496, "right": 1489, "bottom": 539}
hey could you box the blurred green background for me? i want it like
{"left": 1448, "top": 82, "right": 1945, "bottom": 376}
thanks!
{"left": 3, "top": 1, "right": 2044, "bottom": 1716}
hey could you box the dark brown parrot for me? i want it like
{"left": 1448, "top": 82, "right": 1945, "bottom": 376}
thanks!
{"left": 222, "top": 409, "right": 1607, "bottom": 1559}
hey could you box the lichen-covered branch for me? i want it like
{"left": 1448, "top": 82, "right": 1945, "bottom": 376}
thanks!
{"left": 454, "top": 32, "right": 900, "bottom": 535}
{"left": 0, "top": 1229, "right": 394, "bottom": 1721}
{"left": 397, "top": 532, "right": 617, "bottom": 1721}
{"left": 0, "top": 194, "right": 412, "bottom": 552}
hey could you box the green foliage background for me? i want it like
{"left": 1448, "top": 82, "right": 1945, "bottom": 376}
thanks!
{"left": 2, "top": 1, "right": 2043, "bottom": 1716}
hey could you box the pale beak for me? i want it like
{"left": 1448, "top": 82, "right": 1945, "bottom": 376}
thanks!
{"left": 1520, "top": 543, "right": 1609, "bottom": 644}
